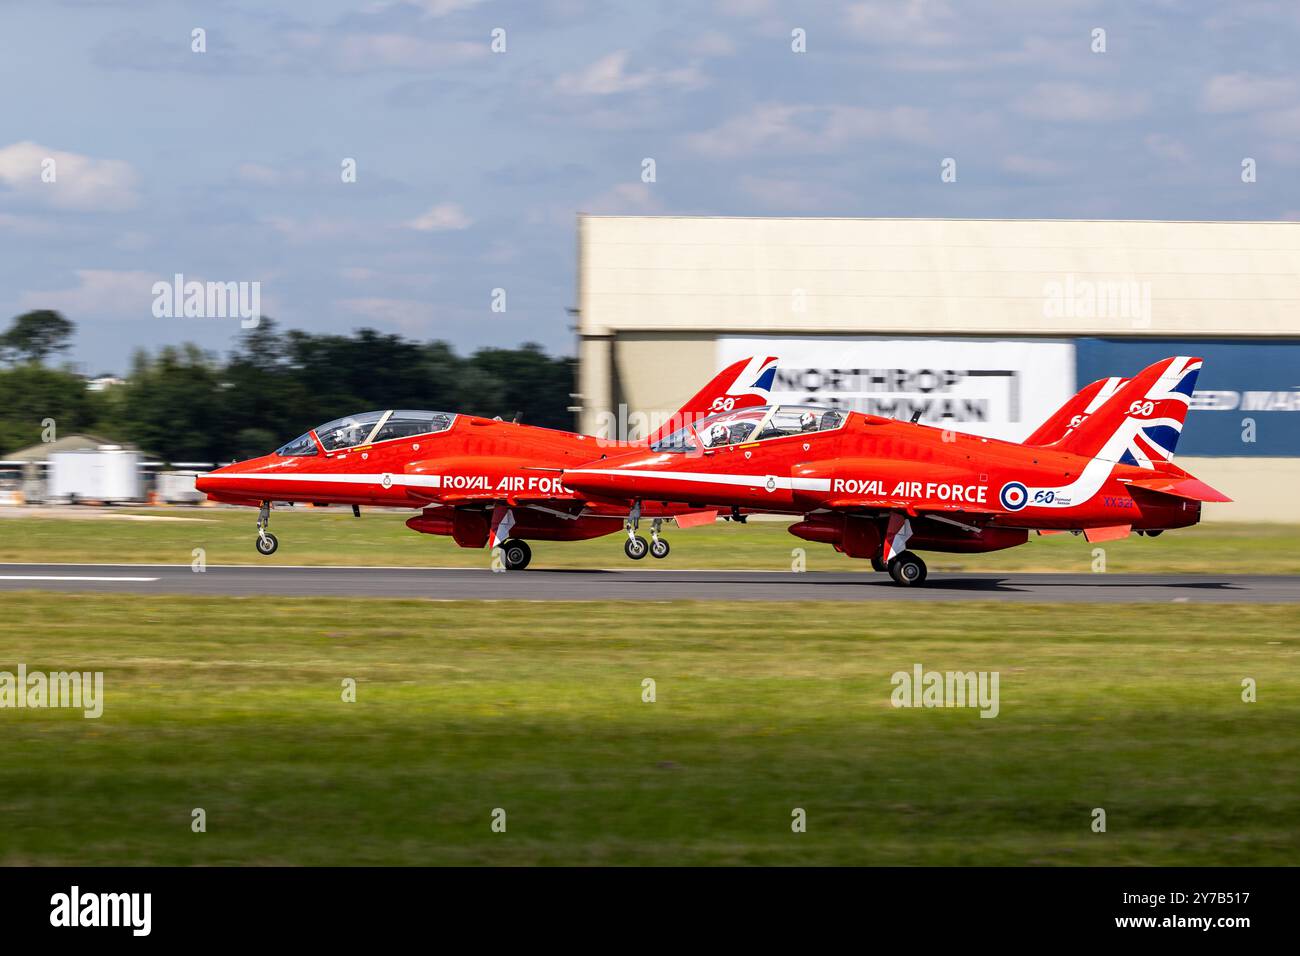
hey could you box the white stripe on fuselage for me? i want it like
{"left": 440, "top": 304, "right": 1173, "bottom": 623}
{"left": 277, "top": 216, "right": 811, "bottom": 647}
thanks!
{"left": 566, "top": 468, "right": 831, "bottom": 492}
{"left": 202, "top": 472, "right": 443, "bottom": 488}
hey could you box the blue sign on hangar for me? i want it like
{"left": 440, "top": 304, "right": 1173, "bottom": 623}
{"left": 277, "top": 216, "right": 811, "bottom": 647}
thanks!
{"left": 1075, "top": 338, "right": 1300, "bottom": 457}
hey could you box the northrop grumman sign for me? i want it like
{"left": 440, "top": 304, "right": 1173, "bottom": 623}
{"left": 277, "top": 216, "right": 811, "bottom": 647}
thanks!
{"left": 717, "top": 337, "right": 1076, "bottom": 442}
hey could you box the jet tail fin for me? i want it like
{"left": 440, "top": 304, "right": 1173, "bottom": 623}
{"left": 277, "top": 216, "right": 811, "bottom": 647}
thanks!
{"left": 1024, "top": 376, "right": 1127, "bottom": 446}
{"left": 646, "top": 356, "right": 777, "bottom": 445}
{"left": 1052, "top": 356, "right": 1202, "bottom": 467}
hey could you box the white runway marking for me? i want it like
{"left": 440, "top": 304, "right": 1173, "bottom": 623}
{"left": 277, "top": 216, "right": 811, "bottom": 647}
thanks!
{"left": 0, "top": 575, "right": 160, "bottom": 582}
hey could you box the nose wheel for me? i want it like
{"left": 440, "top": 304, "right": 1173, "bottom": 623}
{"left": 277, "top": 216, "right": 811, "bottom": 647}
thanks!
{"left": 649, "top": 517, "right": 669, "bottom": 559}
{"left": 254, "top": 501, "right": 279, "bottom": 556}
{"left": 625, "top": 535, "right": 649, "bottom": 560}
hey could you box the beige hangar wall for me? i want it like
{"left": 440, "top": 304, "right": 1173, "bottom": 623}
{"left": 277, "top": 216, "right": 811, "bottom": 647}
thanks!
{"left": 575, "top": 216, "right": 1300, "bottom": 522}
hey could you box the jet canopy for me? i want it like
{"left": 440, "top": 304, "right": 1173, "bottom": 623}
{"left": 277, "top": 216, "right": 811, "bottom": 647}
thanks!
{"left": 650, "top": 404, "right": 845, "bottom": 453}
{"left": 276, "top": 409, "right": 456, "bottom": 456}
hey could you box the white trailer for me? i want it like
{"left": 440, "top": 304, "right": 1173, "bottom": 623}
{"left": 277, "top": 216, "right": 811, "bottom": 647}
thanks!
{"left": 48, "top": 449, "right": 143, "bottom": 503}
{"left": 155, "top": 470, "right": 206, "bottom": 504}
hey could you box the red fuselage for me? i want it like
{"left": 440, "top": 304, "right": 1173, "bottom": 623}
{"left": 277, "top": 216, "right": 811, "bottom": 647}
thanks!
{"left": 196, "top": 414, "right": 687, "bottom": 548}
{"left": 563, "top": 411, "right": 1204, "bottom": 553}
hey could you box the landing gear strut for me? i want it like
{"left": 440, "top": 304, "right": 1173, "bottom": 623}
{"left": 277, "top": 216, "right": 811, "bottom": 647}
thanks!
{"left": 255, "top": 501, "right": 279, "bottom": 556}
{"left": 887, "top": 551, "right": 927, "bottom": 587}
{"left": 499, "top": 538, "right": 532, "bottom": 570}
{"left": 649, "top": 518, "right": 670, "bottom": 559}
{"left": 624, "top": 501, "right": 649, "bottom": 560}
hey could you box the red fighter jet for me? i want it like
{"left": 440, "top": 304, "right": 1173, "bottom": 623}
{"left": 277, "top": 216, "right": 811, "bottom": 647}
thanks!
{"left": 194, "top": 356, "right": 778, "bottom": 567}
{"left": 560, "top": 356, "right": 1231, "bottom": 586}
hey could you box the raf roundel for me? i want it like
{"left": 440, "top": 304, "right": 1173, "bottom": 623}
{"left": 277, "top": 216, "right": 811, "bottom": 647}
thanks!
{"left": 999, "top": 481, "right": 1028, "bottom": 511}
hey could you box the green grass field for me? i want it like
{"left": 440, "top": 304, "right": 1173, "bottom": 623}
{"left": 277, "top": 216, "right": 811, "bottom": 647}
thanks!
{"left": 1, "top": 508, "right": 1296, "bottom": 573}
{"left": 1, "top": 596, "right": 1295, "bottom": 865}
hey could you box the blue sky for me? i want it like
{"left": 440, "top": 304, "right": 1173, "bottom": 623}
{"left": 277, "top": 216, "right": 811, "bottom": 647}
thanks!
{"left": 1, "top": 0, "right": 1297, "bottom": 374}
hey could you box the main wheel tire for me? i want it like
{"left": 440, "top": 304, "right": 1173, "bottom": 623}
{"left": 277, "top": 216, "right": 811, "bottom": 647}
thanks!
{"left": 887, "top": 551, "right": 927, "bottom": 586}
{"left": 625, "top": 535, "right": 649, "bottom": 560}
{"left": 501, "top": 539, "right": 531, "bottom": 570}
{"left": 870, "top": 556, "right": 888, "bottom": 573}
{"left": 650, "top": 538, "right": 670, "bottom": 559}
{"left": 255, "top": 532, "right": 279, "bottom": 556}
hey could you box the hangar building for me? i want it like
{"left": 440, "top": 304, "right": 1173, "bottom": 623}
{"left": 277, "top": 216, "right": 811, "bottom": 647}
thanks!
{"left": 574, "top": 216, "right": 1300, "bottom": 522}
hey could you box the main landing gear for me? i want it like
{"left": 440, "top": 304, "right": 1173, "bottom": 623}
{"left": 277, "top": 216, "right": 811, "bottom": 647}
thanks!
{"left": 255, "top": 501, "right": 279, "bottom": 556}
{"left": 886, "top": 551, "right": 927, "bottom": 587}
{"left": 624, "top": 506, "right": 670, "bottom": 560}
{"left": 499, "top": 539, "right": 532, "bottom": 570}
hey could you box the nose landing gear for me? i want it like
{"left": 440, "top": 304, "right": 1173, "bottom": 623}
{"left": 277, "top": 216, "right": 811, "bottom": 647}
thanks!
{"left": 649, "top": 518, "right": 670, "bottom": 559}
{"left": 254, "top": 501, "right": 279, "bottom": 556}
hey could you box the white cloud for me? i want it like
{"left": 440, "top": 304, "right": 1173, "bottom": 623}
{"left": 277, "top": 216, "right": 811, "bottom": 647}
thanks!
{"left": 236, "top": 162, "right": 318, "bottom": 187}
{"left": 1143, "top": 133, "right": 1193, "bottom": 165}
{"left": 1013, "top": 83, "right": 1149, "bottom": 122}
{"left": 340, "top": 297, "right": 438, "bottom": 334}
{"left": 555, "top": 51, "right": 706, "bottom": 96}
{"left": 0, "top": 141, "right": 139, "bottom": 212}
{"left": 738, "top": 174, "right": 851, "bottom": 210}
{"left": 405, "top": 0, "right": 485, "bottom": 16}
{"left": 999, "top": 154, "right": 1069, "bottom": 178}
{"left": 1201, "top": 73, "right": 1297, "bottom": 113}
{"left": 262, "top": 215, "right": 360, "bottom": 243}
{"left": 845, "top": 0, "right": 960, "bottom": 46}
{"left": 582, "top": 183, "right": 663, "bottom": 215}
{"left": 0, "top": 212, "right": 74, "bottom": 238}
{"left": 682, "top": 30, "right": 737, "bottom": 57}
{"left": 281, "top": 30, "right": 485, "bottom": 72}
{"left": 406, "top": 202, "right": 472, "bottom": 231}
{"left": 19, "top": 270, "right": 159, "bottom": 320}
{"left": 686, "top": 103, "right": 933, "bottom": 159}
{"left": 333, "top": 33, "right": 485, "bottom": 71}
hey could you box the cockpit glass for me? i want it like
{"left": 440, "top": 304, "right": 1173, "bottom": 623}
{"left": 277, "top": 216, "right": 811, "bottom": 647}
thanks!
{"left": 699, "top": 408, "right": 767, "bottom": 447}
{"left": 275, "top": 432, "right": 318, "bottom": 457}
{"left": 316, "top": 411, "right": 386, "bottom": 452}
{"left": 369, "top": 410, "right": 455, "bottom": 443}
{"left": 302, "top": 409, "right": 458, "bottom": 453}
{"left": 650, "top": 422, "right": 701, "bottom": 453}
{"left": 649, "top": 404, "right": 845, "bottom": 453}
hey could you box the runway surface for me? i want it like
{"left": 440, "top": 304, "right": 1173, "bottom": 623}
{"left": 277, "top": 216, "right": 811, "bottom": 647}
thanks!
{"left": 0, "top": 563, "right": 1296, "bottom": 602}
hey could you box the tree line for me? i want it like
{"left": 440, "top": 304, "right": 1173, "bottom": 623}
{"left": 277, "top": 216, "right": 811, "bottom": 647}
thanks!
{"left": 0, "top": 311, "right": 577, "bottom": 463}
